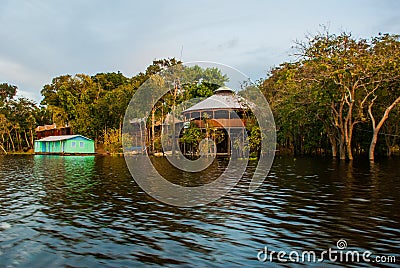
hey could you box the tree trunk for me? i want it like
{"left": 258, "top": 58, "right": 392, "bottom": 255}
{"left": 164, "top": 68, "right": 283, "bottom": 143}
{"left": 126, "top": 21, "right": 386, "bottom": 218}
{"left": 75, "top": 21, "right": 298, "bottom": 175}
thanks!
{"left": 344, "top": 102, "right": 354, "bottom": 160}
{"left": 328, "top": 133, "right": 338, "bottom": 158}
{"left": 387, "top": 148, "right": 393, "bottom": 157}
{"left": 369, "top": 129, "right": 379, "bottom": 161}
{"left": 339, "top": 143, "right": 346, "bottom": 159}
{"left": 332, "top": 101, "right": 347, "bottom": 160}
{"left": 331, "top": 142, "right": 337, "bottom": 158}
{"left": 8, "top": 131, "right": 15, "bottom": 152}
{"left": 346, "top": 129, "right": 353, "bottom": 160}
{"left": 30, "top": 129, "right": 34, "bottom": 148}
{"left": 24, "top": 130, "right": 30, "bottom": 148}
{"left": 139, "top": 120, "right": 144, "bottom": 155}
{"left": 384, "top": 123, "right": 397, "bottom": 158}
{"left": 119, "top": 116, "right": 123, "bottom": 137}
{"left": 151, "top": 107, "right": 155, "bottom": 153}
{"left": 0, "top": 143, "right": 7, "bottom": 154}
{"left": 171, "top": 79, "right": 179, "bottom": 156}
{"left": 387, "top": 136, "right": 396, "bottom": 157}
{"left": 16, "top": 131, "right": 22, "bottom": 151}
{"left": 339, "top": 133, "right": 346, "bottom": 160}
{"left": 368, "top": 95, "right": 400, "bottom": 161}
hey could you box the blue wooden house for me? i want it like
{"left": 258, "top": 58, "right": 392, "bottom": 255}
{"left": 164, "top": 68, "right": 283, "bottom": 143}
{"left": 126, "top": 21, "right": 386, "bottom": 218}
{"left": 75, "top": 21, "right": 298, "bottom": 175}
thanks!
{"left": 34, "top": 135, "right": 95, "bottom": 155}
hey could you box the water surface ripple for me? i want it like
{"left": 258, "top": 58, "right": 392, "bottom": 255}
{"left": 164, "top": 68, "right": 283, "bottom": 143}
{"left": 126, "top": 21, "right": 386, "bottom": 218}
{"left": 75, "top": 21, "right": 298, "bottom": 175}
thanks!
{"left": 0, "top": 155, "right": 399, "bottom": 267}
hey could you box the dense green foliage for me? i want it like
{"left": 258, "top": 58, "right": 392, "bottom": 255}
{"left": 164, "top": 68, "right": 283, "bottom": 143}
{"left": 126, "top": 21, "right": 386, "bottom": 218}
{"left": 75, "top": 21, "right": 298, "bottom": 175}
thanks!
{"left": 37, "top": 59, "right": 229, "bottom": 154}
{"left": 261, "top": 31, "right": 400, "bottom": 159}
{"left": 0, "top": 83, "right": 49, "bottom": 153}
{"left": 1, "top": 30, "right": 399, "bottom": 160}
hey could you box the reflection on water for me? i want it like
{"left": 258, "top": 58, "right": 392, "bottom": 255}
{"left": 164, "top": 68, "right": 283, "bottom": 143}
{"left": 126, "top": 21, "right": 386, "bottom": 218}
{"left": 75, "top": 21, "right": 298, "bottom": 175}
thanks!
{"left": 34, "top": 155, "right": 97, "bottom": 204}
{"left": 0, "top": 155, "right": 399, "bottom": 267}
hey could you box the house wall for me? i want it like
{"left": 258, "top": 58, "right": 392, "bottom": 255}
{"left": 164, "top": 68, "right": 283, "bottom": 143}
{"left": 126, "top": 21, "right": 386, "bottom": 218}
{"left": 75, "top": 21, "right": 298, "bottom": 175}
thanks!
{"left": 194, "top": 118, "right": 246, "bottom": 128}
{"left": 51, "top": 141, "right": 62, "bottom": 153}
{"left": 34, "top": 141, "right": 62, "bottom": 153}
{"left": 36, "top": 127, "right": 72, "bottom": 139}
{"left": 64, "top": 137, "right": 95, "bottom": 154}
{"left": 34, "top": 136, "right": 95, "bottom": 154}
{"left": 34, "top": 141, "right": 41, "bottom": 153}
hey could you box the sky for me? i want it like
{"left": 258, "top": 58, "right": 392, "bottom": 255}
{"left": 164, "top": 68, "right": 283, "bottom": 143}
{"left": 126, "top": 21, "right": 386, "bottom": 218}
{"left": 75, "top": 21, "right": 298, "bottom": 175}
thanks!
{"left": 0, "top": 0, "right": 399, "bottom": 103}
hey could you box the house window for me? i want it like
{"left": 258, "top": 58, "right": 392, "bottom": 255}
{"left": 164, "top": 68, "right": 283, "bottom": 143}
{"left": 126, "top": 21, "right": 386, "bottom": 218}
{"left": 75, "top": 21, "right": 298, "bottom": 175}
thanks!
{"left": 190, "top": 112, "right": 200, "bottom": 120}
{"left": 80, "top": 142, "right": 84, "bottom": 148}
{"left": 214, "top": 110, "right": 229, "bottom": 119}
{"left": 71, "top": 141, "right": 76, "bottom": 148}
{"left": 230, "top": 110, "right": 243, "bottom": 119}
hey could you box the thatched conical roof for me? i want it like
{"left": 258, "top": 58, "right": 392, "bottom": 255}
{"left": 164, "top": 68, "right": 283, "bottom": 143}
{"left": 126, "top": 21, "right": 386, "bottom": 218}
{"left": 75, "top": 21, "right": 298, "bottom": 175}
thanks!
{"left": 182, "top": 86, "right": 248, "bottom": 114}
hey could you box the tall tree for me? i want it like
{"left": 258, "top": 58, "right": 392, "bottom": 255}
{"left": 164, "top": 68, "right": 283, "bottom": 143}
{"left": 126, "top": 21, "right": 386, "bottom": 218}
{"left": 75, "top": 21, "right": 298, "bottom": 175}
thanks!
{"left": 0, "top": 83, "right": 17, "bottom": 105}
{"left": 262, "top": 31, "right": 400, "bottom": 160}
{"left": 365, "top": 34, "right": 400, "bottom": 160}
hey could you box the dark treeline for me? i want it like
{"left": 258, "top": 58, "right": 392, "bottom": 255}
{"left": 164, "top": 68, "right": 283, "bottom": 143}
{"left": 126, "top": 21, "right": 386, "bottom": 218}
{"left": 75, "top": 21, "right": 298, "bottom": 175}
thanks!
{"left": 0, "top": 83, "right": 49, "bottom": 153}
{"left": 0, "top": 58, "right": 230, "bottom": 154}
{"left": 260, "top": 30, "right": 400, "bottom": 160}
{"left": 40, "top": 59, "right": 183, "bottom": 144}
{"left": 1, "top": 30, "right": 399, "bottom": 160}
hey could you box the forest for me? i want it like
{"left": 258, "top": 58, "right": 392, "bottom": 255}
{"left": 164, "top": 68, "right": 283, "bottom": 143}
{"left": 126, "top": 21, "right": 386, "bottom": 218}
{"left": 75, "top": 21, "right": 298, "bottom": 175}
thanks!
{"left": 0, "top": 31, "right": 399, "bottom": 161}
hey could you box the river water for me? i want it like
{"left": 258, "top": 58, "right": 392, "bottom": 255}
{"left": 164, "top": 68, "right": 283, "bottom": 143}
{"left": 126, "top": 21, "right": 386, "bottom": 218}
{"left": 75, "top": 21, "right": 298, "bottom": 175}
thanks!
{"left": 0, "top": 155, "right": 398, "bottom": 267}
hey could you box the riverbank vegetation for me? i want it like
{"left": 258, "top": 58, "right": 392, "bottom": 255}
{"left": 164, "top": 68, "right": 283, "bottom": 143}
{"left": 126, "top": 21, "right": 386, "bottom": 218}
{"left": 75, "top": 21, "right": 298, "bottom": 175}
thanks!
{"left": 0, "top": 30, "right": 399, "bottom": 160}
{"left": 261, "top": 31, "right": 400, "bottom": 160}
{"left": 0, "top": 83, "right": 49, "bottom": 154}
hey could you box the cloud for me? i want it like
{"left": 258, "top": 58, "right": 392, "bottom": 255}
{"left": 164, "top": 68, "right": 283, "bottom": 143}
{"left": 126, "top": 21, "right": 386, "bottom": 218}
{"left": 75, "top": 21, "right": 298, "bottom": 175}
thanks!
{"left": 0, "top": 0, "right": 399, "bottom": 102}
{"left": 0, "top": 57, "right": 50, "bottom": 102}
{"left": 217, "top": 38, "right": 239, "bottom": 51}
